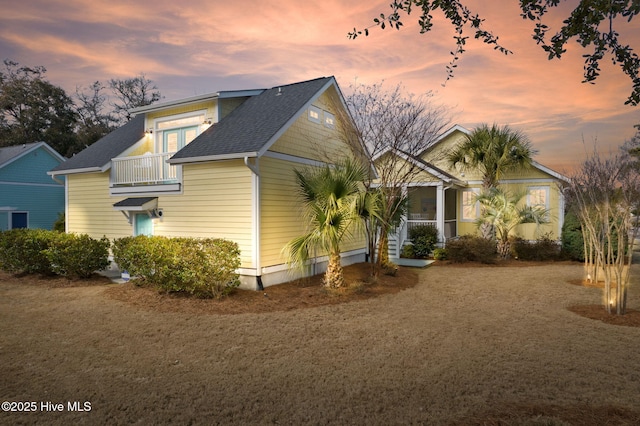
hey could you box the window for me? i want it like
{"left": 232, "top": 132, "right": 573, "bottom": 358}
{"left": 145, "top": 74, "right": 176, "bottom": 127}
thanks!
{"left": 461, "top": 189, "right": 479, "bottom": 221}
{"left": 527, "top": 186, "right": 549, "bottom": 215}
{"left": 10, "top": 212, "right": 28, "bottom": 229}
{"left": 157, "top": 114, "right": 204, "bottom": 130}
{"left": 308, "top": 106, "right": 321, "bottom": 124}
{"left": 155, "top": 112, "right": 205, "bottom": 153}
{"left": 324, "top": 112, "right": 335, "bottom": 128}
{"left": 162, "top": 126, "right": 199, "bottom": 153}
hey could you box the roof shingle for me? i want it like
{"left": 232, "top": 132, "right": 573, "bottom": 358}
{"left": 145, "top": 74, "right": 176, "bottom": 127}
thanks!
{"left": 49, "top": 114, "right": 145, "bottom": 174}
{"left": 170, "top": 77, "right": 333, "bottom": 162}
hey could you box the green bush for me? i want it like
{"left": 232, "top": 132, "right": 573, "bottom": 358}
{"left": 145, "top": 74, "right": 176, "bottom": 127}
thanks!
{"left": 433, "top": 248, "right": 447, "bottom": 260}
{"left": 44, "top": 233, "right": 110, "bottom": 278}
{"left": 111, "top": 235, "right": 168, "bottom": 284}
{"left": 512, "top": 233, "right": 561, "bottom": 261}
{"left": 0, "top": 229, "right": 56, "bottom": 274}
{"left": 561, "top": 212, "right": 584, "bottom": 261}
{"left": 52, "top": 212, "right": 65, "bottom": 232}
{"left": 408, "top": 224, "right": 439, "bottom": 258}
{"left": 445, "top": 235, "right": 497, "bottom": 264}
{"left": 401, "top": 243, "right": 415, "bottom": 259}
{"left": 0, "top": 229, "right": 110, "bottom": 278}
{"left": 112, "top": 236, "right": 241, "bottom": 299}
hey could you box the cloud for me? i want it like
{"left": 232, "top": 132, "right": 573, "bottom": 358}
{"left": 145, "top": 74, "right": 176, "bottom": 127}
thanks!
{"left": 0, "top": 0, "right": 638, "bottom": 172}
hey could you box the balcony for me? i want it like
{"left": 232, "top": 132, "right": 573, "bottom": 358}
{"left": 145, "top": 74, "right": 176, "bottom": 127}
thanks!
{"left": 110, "top": 152, "right": 181, "bottom": 195}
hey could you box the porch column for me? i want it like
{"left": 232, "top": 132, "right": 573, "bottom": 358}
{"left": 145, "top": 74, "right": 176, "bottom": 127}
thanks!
{"left": 398, "top": 184, "right": 408, "bottom": 258}
{"left": 436, "top": 183, "right": 445, "bottom": 243}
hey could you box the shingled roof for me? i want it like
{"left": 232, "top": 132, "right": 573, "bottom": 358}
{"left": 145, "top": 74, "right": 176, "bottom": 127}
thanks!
{"left": 49, "top": 114, "right": 145, "bottom": 175}
{"left": 48, "top": 76, "right": 337, "bottom": 174}
{"left": 0, "top": 142, "right": 65, "bottom": 169}
{"left": 169, "top": 77, "right": 334, "bottom": 163}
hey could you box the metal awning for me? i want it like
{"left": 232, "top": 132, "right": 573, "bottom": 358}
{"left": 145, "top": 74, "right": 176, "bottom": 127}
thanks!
{"left": 113, "top": 197, "right": 158, "bottom": 212}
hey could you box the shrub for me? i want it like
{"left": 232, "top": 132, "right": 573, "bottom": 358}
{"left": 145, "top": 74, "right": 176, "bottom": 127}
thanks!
{"left": 433, "top": 248, "right": 447, "bottom": 260}
{"left": 52, "top": 213, "right": 65, "bottom": 232}
{"left": 112, "top": 236, "right": 241, "bottom": 299}
{"left": 44, "top": 233, "right": 110, "bottom": 278}
{"left": 446, "top": 235, "right": 497, "bottom": 264}
{"left": 512, "top": 233, "right": 561, "bottom": 261}
{"left": 401, "top": 243, "right": 415, "bottom": 259}
{"left": 561, "top": 211, "right": 584, "bottom": 261}
{"left": 408, "top": 224, "right": 439, "bottom": 258}
{"left": 0, "top": 229, "right": 110, "bottom": 278}
{"left": 111, "top": 235, "right": 168, "bottom": 284}
{"left": 0, "top": 229, "right": 56, "bottom": 274}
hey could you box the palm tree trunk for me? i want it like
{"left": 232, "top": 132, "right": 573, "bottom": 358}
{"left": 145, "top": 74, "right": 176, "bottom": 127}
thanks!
{"left": 480, "top": 222, "right": 495, "bottom": 240}
{"left": 324, "top": 251, "right": 344, "bottom": 288}
{"left": 497, "top": 239, "right": 510, "bottom": 259}
{"left": 377, "top": 232, "right": 390, "bottom": 268}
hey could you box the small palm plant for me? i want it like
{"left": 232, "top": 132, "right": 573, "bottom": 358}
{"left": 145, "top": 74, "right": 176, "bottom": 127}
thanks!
{"left": 284, "top": 158, "right": 368, "bottom": 288}
{"left": 475, "top": 187, "right": 549, "bottom": 259}
{"left": 447, "top": 124, "right": 537, "bottom": 239}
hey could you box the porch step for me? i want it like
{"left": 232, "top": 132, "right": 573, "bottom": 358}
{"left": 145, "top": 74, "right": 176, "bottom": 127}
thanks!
{"left": 390, "top": 258, "right": 435, "bottom": 268}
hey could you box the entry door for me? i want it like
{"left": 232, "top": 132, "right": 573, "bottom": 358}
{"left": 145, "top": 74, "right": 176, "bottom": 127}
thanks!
{"left": 162, "top": 126, "right": 199, "bottom": 153}
{"left": 134, "top": 214, "right": 153, "bottom": 236}
{"left": 162, "top": 126, "right": 198, "bottom": 180}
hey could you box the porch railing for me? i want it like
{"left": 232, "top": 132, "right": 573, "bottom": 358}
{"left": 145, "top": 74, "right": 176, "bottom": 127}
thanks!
{"left": 111, "top": 152, "right": 179, "bottom": 186}
{"left": 406, "top": 219, "right": 457, "bottom": 239}
{"left": 392, "top": 218, "right": 457, "bottom": 257}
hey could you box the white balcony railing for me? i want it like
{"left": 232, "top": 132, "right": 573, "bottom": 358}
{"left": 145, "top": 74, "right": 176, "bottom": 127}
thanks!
{"left": 111, "top": 152, "right": 179, "bottom": 187}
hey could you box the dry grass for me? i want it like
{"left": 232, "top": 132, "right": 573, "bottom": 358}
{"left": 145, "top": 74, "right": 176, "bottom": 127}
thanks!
{"left": 1, "top": 261, "right": 639, "bottom": 425}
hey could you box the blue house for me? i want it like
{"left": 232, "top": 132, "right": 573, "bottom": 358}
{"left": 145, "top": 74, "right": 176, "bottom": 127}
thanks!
{"left": 0, "top": 142, "right": 65, "bottom": 230}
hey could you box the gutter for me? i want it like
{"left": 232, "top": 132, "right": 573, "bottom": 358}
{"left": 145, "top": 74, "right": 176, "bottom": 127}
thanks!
{"left": 48, "top": 166, "right": 103, "bottom": 176}
{"left": 168, "top": 152, "right": 259, "bottom": 165}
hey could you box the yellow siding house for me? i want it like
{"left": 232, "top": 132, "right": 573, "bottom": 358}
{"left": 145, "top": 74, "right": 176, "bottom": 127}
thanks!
{"left": 382, "top": 125, "right": 569, "bottom": 260}
{"left": 49, "top": 77, "right": 366, "bottom": 289}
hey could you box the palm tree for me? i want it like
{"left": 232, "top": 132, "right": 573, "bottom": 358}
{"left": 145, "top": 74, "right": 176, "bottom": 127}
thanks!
{"left": 447, "top": 123, "right": 537, "bottom": 238}
{"left": 283, "top": 158, "right": 368, "bottom": 288}
{"left": 476, "top": 187, "right": 549, "bottom": 258}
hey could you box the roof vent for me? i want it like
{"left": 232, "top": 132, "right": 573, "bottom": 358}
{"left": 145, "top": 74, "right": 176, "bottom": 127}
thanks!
{"left": 276, "top": 87, "right": 282, "bottom": 96}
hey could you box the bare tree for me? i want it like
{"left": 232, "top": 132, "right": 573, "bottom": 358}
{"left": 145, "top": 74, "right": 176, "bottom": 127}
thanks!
{"left": 73, "top": 81, "right": 117, "bottom": 150}
{"left": 566, "top": 145, "right": 640, "bottom": 315}
{"left": 337, "top": 81, "right": 452, "bottom": 273}
{"left": 109, "top": 73, "right": 161, "bottom": 123}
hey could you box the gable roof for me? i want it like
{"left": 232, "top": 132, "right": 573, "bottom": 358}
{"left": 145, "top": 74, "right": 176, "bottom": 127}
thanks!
{"left": 375, "top": 147, "right": 465, "bottom": 185}
{"left": 0, "top": 142, "right": 65, "bottom": 170}
{"left": 169, "top": 76, "right": 335, "bottom": 164}
{"left": 48, "top": 114, "right": 145, "bottom": 176}
{"left": 48, "top": 77, "right": 340, "bottom": 175}
{"left": 420, "top": 124, "right": 570, "bottom": 183}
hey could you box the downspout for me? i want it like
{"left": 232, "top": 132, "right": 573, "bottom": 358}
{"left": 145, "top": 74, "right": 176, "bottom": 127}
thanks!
{"left": 244, "top": 157, "right": 263, "bottom": 290}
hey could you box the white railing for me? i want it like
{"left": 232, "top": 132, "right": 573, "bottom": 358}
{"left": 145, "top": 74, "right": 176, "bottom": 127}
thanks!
{"left": 405, "top": 218, "right": 458, "bottom": 240}
{"left": 111, "top": 152, "right": 179, "bottom": 186}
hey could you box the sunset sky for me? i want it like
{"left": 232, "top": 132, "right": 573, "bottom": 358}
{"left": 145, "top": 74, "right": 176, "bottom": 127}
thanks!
{"left": 1, "top": 0, "right": 638, "bottom": 172}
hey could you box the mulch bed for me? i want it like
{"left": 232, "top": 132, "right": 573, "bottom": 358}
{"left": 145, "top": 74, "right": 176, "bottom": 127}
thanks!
{"left": 104, "top": 262, "right": 420, "bottom": 315}
{"left": 4, "top": 261, "right": 639, "bottom": 327}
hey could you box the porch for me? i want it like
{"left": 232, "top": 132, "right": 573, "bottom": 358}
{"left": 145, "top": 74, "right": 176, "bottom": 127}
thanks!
{"left": 110, "top": 152, "right": 181, "bottom": 194}
{"left": 388, "top": 185, "right": 459, "bottom": 259}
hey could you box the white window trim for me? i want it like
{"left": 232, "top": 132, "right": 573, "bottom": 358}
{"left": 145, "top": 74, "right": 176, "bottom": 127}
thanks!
{"left": 527, "top": 186, "right": 550, "bottom": 210}
{"left": 460, "top": 188, "right": 480, "bottom": 222}
{"left": 154, "top": 109, "right": 208, "bottom": 132}
{"left": 308, "top": 105, "right": 322, "bottom": 124}
{"left": 324, "top": 111, "right": 336, "bottom": 129}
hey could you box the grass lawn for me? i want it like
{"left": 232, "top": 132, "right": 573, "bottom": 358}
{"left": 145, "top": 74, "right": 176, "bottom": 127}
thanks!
{"left": 1, "top": 261, "right": 639, "bottom": 425}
